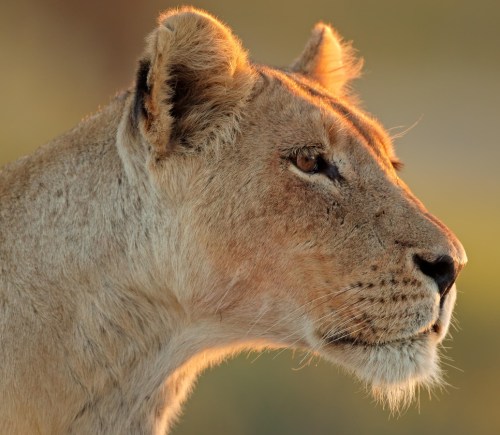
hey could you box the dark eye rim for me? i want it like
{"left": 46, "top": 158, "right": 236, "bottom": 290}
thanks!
{"left": 289, "top": 151, "right": 343, "bottom": 183}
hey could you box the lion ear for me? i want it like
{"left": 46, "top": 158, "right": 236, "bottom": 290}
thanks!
{"left": 132, "top": 8, "right": 255, "bottom": 160}
{"left": 291, "top": 23, "right": 362, "bottom": 95}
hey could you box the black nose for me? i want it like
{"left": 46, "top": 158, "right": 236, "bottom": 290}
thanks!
{"left": 413, "top": 254, "right": 457, "bottom": 301}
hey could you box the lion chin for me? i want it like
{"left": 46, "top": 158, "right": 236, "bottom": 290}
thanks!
{"left": 309, "top": 286, "right": 457, "bottom": 412}
{"left": 322, "top": 333, "right": 441, "bottom": 412}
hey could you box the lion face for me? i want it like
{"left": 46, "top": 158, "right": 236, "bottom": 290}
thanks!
{"left": 129, "top": 8, "right": 466, "bottom": 409}
{"left": 188, "top": 68, "right": 465, "bottom": 407}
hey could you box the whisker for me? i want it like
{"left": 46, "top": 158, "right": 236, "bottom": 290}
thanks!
{"left": 293, "top": 353, "right": 315, "bottom": 370}
{"left": 273, "top": 301, "right": 371, "bottom": 359}
{"left": 214, "top": 287, "right": 232, "bottom": 316}
{"left": 439, "top": 360, "right": 464, "bottom": 373}
{"left": 245, "top": 304, "right": 271, "bottom": 336}
{"left": 276, "top": 294, "right": 373, "bottom": 348}
{"left": 387, "top": 116, "right": 422, "bottom": 140}
{"left": 257, "top": 283, "right": 367, "bottom": 337}
{"left": 307, "top": 298, "right": 370, "bottom": 331}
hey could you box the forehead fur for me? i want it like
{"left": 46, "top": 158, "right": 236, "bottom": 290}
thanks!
{"left": 250, "top": 66, "right": 398, "bottom": 166}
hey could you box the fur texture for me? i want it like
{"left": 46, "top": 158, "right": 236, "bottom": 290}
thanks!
{"left": 0, "top": 7, "right": 466, "bottom": 434}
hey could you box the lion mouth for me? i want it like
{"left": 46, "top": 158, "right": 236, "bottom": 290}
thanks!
{"left": 321, "top": 323, "right": 439, "bottom": 348}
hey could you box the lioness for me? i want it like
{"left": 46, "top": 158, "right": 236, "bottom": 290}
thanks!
{"left": 0, "top": 7, "right": 466, "bottom": 434}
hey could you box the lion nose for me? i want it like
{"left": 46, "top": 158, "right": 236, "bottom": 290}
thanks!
{"left": 413, "top": 254, "right": 459, "bottom": 302}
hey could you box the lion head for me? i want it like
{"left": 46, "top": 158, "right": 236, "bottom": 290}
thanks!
{"left": 119, "top": 7, "right": 467, "bottom": 410}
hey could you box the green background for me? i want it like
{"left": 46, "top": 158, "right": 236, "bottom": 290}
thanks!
{"left": 1, "top": 1, "right": 499, "bottom": 434}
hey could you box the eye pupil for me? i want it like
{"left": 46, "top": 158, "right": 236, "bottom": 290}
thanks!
{"left": 296, "top": 154, "right": 318, "bottom": 173}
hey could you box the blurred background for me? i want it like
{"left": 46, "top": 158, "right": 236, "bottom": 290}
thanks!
{"left": 1, "top": 1, "right": 498, "bottom": 434}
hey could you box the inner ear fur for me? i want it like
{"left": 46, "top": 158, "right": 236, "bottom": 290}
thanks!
{"left": 132, "top": 7, "right": 255, "bottom": 160}
{"left": 291, "top": 23, "right": 363, "bottom": 95}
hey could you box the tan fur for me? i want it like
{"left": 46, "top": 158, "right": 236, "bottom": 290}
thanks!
{"left": 0, "top": 7, "right": 466, "bottom": 434}
{"left": 291, "top": 22, "right": 363, "bottom": 95}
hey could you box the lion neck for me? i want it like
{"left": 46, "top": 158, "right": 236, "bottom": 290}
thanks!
{"left": 0, "top": 92, "right": 241, "bottom": 432}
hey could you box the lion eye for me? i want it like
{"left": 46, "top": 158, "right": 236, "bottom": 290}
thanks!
{"left": 295, "top": 154, "right": 320, "bottom": 173}
{"left": 291, "top": 152, "right": 343, "bottom": 183}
